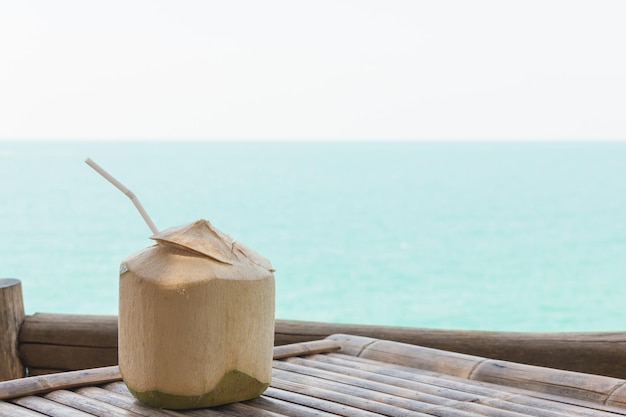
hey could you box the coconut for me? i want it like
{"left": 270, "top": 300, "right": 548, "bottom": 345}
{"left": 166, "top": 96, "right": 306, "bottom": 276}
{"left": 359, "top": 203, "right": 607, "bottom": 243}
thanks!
{"left": 118, "top": 219, "right": 275, "bottom": 409}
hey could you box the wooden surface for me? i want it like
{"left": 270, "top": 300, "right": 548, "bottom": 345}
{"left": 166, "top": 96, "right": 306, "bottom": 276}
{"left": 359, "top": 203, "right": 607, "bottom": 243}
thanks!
{"left": 329, "top": 334, "right": 626, "bottom": 408}
{"left": 2, "top": 335, "right": 626, "bottom": 416}
{"left": 17, "top": 313, "right": 626, "bottom": 378}
{"left": 0, "top": 279, "right": 25, "bottom": 381}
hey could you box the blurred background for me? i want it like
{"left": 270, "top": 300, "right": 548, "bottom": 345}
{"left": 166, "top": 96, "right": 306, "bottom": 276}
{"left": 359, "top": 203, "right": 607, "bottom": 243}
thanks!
{"left": 1, "top": 1, "right": 625, "bottom": 331}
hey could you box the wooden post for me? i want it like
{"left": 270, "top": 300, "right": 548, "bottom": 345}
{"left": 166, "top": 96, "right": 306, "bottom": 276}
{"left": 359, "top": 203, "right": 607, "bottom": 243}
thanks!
{"left": 0, "top": 279, "right": 25, "bottom": 381}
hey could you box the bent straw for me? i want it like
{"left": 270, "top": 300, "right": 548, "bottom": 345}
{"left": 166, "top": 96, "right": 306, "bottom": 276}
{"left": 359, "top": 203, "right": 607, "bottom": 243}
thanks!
{"left": 85, "top": 158, "right": 159, "bottom": 235}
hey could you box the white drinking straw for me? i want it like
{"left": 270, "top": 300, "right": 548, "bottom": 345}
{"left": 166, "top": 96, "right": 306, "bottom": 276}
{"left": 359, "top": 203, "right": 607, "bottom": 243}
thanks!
{"left": 85, "top": 158, "right": 159, "bottom": 235}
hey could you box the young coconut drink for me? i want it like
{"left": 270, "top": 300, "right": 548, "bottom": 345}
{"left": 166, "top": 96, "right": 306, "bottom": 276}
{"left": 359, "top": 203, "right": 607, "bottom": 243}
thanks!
{"left": 120, "top": 219, "right": 275, "bottom": 409}
{"left": 86, "top": 159, "right": 275, "bottom": 409}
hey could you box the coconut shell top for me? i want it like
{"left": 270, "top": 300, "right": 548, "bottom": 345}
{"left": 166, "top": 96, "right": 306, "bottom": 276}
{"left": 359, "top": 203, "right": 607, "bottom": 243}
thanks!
{"left": 146, "top": 219, "right": 274, "bottom": 275}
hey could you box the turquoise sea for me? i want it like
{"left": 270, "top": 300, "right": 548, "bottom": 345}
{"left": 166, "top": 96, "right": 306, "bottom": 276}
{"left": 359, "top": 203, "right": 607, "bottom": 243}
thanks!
{"left": 1, "top": 141, "right": 625, "bottom": 332}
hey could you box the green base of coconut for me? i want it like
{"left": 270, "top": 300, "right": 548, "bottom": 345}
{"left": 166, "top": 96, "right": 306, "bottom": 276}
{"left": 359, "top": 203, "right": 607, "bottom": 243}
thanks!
{"left": 127, "top": 369, "right": 270, "bottom": 409}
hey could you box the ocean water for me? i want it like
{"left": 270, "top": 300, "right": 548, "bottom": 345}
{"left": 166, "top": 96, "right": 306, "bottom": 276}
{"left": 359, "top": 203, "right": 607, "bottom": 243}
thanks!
{"left": 0, "top": 141, "right": 625, "bottom": 332}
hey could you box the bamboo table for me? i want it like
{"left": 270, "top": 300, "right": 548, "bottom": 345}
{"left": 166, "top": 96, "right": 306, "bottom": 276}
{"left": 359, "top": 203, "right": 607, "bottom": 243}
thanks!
{"left": 1, "top": 334, "right": 626, "bottom": 416}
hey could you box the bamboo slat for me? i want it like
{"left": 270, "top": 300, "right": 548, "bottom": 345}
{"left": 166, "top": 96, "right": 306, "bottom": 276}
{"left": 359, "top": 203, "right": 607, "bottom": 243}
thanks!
{"left": 77, "top": 387, "right": 186, "bottom": 417}
{"left": 100, "top": 381, "right": 131, "bottom": 396}
{"left": 45, "top": 389, "right": 143, "bottom": 416}
{"left": 0, "top": 400, "right": 48, "bottom": 417}
{"left": 263, "top": 386, "right": 385, "bottom": 417}
{"left": 470, "top": 359, "right": 623, "bottom": 404}
{"left": 607, "top": 384, "right": 626, "bottom": 409}
{"left": 185, "top": 402, "right": 287, "bottom": 417}
{"left": 244, "top": 396, "right": 341, "bottom": 417}
{"left": 273, "top": 339, "right": 341, "bottom": 359}
{"left": 0, "top": 366, "right": 121, "bottom": 400}
{"left": 12, "top": 395, "right": 94, "bottom": 417}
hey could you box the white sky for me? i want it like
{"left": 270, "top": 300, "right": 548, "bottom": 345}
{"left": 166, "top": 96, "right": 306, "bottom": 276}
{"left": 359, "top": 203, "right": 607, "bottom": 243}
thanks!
{"left": 1, "top": 1, "right": 625, "bottom": 141}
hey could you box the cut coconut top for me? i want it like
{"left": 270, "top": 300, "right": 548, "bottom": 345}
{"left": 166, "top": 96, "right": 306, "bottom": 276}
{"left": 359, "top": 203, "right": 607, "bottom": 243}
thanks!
{"left": 150, "top": 219, "right": 274, "bottom": 272}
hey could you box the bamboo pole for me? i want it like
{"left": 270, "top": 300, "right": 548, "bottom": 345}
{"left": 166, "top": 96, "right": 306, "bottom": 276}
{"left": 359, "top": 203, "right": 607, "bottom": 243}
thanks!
{"left": 0, "top": 279, "right": 25, "bottom": 381}
{"left": 0, "top": 366, "right": 121, "bottom": 400}
{"left": 273, "top": 339, "right": 341, "bottom": 360}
